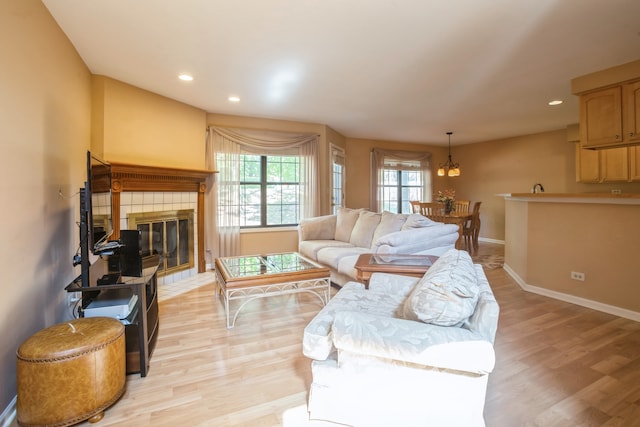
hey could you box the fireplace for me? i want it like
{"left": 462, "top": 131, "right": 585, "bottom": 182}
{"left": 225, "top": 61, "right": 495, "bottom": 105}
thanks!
{"left": 127, "top": 209, "right": 194, "bottom": 278}
{"left": 105, "top": 161, "right": 215, "bottom": 284}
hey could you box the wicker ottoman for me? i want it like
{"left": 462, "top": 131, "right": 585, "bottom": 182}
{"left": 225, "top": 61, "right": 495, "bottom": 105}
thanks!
{"left": 16, "top": 317, "right": 126, "bottom": 426}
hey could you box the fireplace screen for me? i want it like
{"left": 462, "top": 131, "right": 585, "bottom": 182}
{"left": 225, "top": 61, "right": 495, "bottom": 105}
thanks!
{"left": 128, "top": 209, "right": 194, "bottom": 277}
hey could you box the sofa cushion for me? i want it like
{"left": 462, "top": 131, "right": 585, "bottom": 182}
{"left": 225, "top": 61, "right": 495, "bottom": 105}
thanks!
{"left": 372, "top": 211, "right": 407, "bottom": 245}
{"left": 402, "top": 249, "right": 479, "bottom": 326}
{"left": 299, "top": 240, "right": 355, "bottom": 262}
{"left": 336, "top": 254, "right": 362, "bottom": 279}
{"left": 335, "top": 208, "right": 363, "bottom": 242}
{"left": 317, "top": 246, "right": 370, "bottom": 270}
{"left": 349, "top": 211, "right": 382, "bottom": 248}
{"left": 401, "top": 213, "right": 440, "bottom": 230}
{"left": 298, "top": 214, "right": 336, "bottom": 241}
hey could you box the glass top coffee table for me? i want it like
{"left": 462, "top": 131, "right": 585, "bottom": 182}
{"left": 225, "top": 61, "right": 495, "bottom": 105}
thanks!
{"left": 214, "top": 252, "right": 330, "bottom": 328}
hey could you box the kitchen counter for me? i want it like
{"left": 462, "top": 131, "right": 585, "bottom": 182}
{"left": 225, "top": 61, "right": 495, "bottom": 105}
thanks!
{"left": 504, "top": 193, "right": 640, "bottom": 205}
{"left": 503, "top": 194, "right": 640, "bottom": 319}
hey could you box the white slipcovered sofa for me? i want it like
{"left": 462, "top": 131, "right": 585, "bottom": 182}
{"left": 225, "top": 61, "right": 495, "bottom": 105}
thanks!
{"left": 303, "top": 249, "right": 500, "bottom": 427}
{"left": 298, "top": 207, "right": 459, "bottom": 285}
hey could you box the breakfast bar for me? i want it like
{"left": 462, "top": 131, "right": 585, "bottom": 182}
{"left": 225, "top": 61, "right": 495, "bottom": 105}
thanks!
{"left": 503, "top": 193, "right": 640, "bottom": 319}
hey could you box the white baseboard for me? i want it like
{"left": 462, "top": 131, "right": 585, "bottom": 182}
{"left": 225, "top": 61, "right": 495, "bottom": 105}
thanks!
{"left": 478, "top": 237, "right": 505, "bottom": 245}
{"left": 1, "top": 396, "right": 16, "bottom": 427}
{"left": 503, "top": 263, "right": 640, "bottom": 322}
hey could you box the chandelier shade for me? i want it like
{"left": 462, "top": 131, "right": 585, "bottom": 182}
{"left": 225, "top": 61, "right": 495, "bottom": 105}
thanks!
{"left": 437, "top": 131, "right": 461, "bottom": 177}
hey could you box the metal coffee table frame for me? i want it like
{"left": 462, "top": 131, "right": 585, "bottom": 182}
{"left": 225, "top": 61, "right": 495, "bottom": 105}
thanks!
{"left": 215, "top": 252, "right": 330, "bottom": 328}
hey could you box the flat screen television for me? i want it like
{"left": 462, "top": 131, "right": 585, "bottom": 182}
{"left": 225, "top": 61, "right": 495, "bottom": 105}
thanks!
{"left": 77, "top": 151, "right": 115, "bottom": 287}
{"left": 88, "top": 152, "right": 114, "bottom": 252}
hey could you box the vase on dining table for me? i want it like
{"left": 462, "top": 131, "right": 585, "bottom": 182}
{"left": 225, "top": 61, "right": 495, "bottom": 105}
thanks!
{"left": 445, "top": 200, "right": 454, "bottom": 214}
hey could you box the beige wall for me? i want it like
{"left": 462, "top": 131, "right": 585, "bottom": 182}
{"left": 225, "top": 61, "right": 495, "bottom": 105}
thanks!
{"left": 0, "top": 0, "right": 92, "bottom": 410}
{"left": 93, "top": 76, "right": 207, "bottom": 169}
{"left": 453, "top": 130, "right": 574, "bottom": 241}
{"left": 239, "top": 229, "right": 300, "bottom": 256}
{"left": 345, "top": 129, "right": 640, "bottom": 242}
{"left": 344, "top": 137, "right": 448, "bottom": 209}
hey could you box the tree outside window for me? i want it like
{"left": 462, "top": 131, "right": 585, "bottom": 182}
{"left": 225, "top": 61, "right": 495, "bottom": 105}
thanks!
{"left": 240, "top": 155, "right": 300, "bottom": 227}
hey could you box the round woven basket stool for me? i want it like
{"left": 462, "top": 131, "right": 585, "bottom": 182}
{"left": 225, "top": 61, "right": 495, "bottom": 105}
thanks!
{"left": 16, "top": 317, "right": 126, "bottom": 427}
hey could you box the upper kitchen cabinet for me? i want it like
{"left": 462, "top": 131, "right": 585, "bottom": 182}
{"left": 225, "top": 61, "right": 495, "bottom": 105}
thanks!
{"left": 623, "top": 80, "right": 640, "bottom": 146}
{"left": 579, "top": 86, "right": 622, "bottom": 149}
{"left": 579, "top": 80, "right": 640, "bottom": 149}
{"left": 573, "top": 60, "right": 640, "bottom": 150}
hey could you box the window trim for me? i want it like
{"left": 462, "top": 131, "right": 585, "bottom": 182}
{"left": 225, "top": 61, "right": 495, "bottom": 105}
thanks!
{"left": 239, "top": 154, "right": 301, "bottom": 228}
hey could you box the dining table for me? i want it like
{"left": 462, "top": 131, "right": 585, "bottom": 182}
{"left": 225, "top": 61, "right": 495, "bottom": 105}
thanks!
{"left": 426, "top": 212, "right": 472, "bottom": 250}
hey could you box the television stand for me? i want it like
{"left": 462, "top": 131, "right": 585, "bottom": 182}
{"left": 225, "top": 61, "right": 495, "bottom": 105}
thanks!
{"left": 66, "top": 254, "right": 160, "bottom": 376}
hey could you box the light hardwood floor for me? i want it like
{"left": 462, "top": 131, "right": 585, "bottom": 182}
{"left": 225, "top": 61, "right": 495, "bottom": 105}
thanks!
{"left": 43, "top": 244, "right": 640, "bottom": 426}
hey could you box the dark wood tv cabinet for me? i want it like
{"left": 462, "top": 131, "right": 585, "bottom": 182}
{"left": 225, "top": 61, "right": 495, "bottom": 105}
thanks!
{"left": 66, "top": 255, "right": 160, "bottom": 377}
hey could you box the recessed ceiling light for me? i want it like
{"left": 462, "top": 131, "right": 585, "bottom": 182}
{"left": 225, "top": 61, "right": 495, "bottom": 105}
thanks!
{"left": 178, "top": 74, "right": 193, "bottom": 81}
{"left": 548, "top": 99, "right": 563, "bottom": 106}
{"left": 228, "top": 96, "right": 240, "bottom": 102}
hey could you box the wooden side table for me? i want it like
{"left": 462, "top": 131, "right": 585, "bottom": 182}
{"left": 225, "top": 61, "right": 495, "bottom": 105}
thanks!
{"left": 354, "top": 254, "right": 438, "bottom": 288}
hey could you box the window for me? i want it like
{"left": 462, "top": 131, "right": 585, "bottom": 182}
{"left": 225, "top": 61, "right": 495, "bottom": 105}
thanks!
{"left": 380, "top": 163, "right": 423, "bottom": 214}
{"left": 330, "top": 145, "right": 345, "bottom": 215}
{"left": 239, "top": 154, "right": 301, "bottom": 227}
{"left": 371, "top": 150, "right": 432, "bottom": 213}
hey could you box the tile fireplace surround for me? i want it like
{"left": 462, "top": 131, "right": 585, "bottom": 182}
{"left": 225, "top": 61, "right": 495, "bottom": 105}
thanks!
{"left": 108, "top": 162, "right": 215, "bottom": 285}
{"left": 121, "top": 193, "right": 195, "bottom": 284}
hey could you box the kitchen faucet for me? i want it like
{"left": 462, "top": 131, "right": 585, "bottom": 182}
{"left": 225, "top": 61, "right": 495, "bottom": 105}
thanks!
{"left": 532, "top": 183, "right": 545, "bottom": 193}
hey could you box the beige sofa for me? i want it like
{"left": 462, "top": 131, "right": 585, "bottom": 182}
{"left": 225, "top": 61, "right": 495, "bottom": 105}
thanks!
{"left": 303, "top": 249, "right": 500, "bottom": 426}
{"left": 298, "top": 207, "right": 459, "bottom": 285}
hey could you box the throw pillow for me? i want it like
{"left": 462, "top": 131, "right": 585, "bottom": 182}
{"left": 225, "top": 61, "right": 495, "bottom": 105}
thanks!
{"left": 402, "top": 249, "right": 479, "bottom": 326}
{"left": 349, "top": 210, "right": 382, "bottom": 248}
{"left": 335, "top": 207, "right": 363, "bottom": 242}
{"left": 371, "top": 211, "right": 407, "bottom": 245}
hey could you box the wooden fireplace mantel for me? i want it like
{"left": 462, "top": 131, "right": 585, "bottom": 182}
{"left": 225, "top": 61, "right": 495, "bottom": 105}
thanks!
{"left": 109, "top": 161, "right": 215, "bottom": 193}
{"left": 108, "top": 161, "right": 217, "bottom": 273}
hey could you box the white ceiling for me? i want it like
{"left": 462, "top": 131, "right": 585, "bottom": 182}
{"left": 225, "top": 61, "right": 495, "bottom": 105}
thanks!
{"left": 42, "top": 0, "right": 640, "bottom": 145}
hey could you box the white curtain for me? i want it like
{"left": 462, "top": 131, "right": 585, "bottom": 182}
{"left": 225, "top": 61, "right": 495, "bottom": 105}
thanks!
{"left": 370, "top": 148, "right": 432, "bottom": 212}
{"left": 205, "top": 126, "right": 319, "bottom": 261}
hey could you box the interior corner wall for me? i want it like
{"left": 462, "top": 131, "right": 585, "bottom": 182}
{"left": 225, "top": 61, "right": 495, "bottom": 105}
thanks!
{"left": 344, "top": 137, "right": 445, "bottom": 210}
{"left": 95, "top": 75, "right": 208, "bottom": 169}
{"left": 0, "top": 0, "right": 92, "bottom": 413}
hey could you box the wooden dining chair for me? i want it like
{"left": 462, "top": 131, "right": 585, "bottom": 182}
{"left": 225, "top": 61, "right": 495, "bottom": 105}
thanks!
{"left": 463, "top": 201, "right": 482, "bottom": 253}
{"left": 419, "top": 202, "right": 445, "bottom": 217}
{"left": 453, "top": 200, "right": 470, "bottom": 214}
{"left": 409, "top": 200, "right": 421, "bottom": 214}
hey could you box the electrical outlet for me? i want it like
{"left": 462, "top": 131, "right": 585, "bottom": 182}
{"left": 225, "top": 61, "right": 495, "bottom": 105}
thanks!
{"left": 611, "top": 189, "right": 622, "bottom": 195}
{"left": 570, "top": 271, "right": 585, "bottom": 281}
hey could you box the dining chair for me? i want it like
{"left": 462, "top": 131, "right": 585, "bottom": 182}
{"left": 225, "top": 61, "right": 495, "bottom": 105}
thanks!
{"left": 453, "top": 200, "right": 470, "bottom": 214}
{"left": 409, "top": 200, "right": 421, "bottom": 214}
{"left": 463, "top": 201, "right": 482, "bottom": 253}
{"left": 419, "top": 202, "right": 445, "bottom": 217}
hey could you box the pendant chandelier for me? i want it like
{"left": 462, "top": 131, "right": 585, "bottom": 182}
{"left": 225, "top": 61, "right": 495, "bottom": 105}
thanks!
{"left": 437, "top": 131, "right": 461, "bottom": 177}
